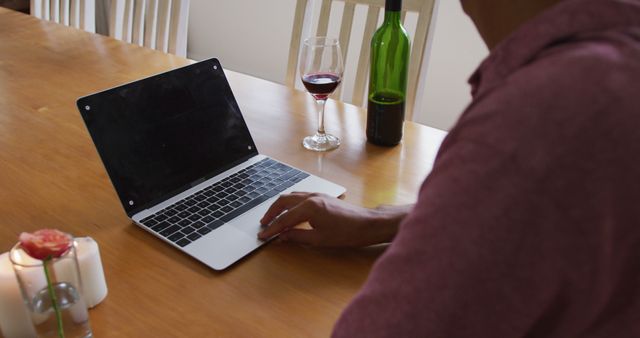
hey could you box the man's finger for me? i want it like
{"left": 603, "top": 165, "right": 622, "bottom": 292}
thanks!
{"left": 260, "top": 192, "right": 312, "bottom": 225}
{"left": 258, "top": 198, "right": 318, "bottom": 239}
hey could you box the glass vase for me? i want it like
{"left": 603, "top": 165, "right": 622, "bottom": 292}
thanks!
{"left": 10, "top": 242, "right": 93, "bottom": 338}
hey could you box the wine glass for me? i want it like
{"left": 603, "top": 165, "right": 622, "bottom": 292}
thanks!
{"left": 299, "top": 37, "right": 344, "bottom": 152}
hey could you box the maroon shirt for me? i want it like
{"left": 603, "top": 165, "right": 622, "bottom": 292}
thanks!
{"left": 333, "top": 0, "right": 640, "bottom": 336}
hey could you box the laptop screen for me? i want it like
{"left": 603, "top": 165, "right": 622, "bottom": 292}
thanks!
{"left": 78, "top": 59, "right": 258, "bottom": 216}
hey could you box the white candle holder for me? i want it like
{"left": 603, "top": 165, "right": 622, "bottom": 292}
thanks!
{"left": 74, "top": 237, "right": 108, "bottom": 308}
{"left": 10, "top": 241, "right": 93, "bottom": 338}
{"left": 0, "top": 252, "right": 36, "bottom": 338}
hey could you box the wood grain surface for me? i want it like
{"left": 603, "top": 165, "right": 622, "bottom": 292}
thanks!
{"left": 0, "top": 8, "right": 446, "bottom": 337}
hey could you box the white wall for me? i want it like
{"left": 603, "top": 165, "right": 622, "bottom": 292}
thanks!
{"left": 186, "top": 0, "right": 488, "bottom": 131}
{"left": 415, "top": 0, "right": 488, "bottom": 130}
{"left": 187, "top": 0, "right": 295, "bottom": 83}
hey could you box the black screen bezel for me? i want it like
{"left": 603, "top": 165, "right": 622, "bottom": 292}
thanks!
{"left": 77, "top": 58, "right": 259, "bottom": 216}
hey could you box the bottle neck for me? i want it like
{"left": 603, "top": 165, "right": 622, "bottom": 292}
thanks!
{"left": 383, "top": 10, "right": 402, "bottom": 25}
{"left": 385, "top": 0, "right": 401, "bottom": 11}
{"left": 384, "top": 0, "right": 402, "bottom": 24}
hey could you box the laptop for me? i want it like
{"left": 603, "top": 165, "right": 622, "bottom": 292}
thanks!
{"left": 77, "top": 58, "right": 345, "bottom": 270}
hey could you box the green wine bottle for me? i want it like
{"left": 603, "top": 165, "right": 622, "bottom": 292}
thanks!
{"left": 366, "top": 0, "right": 410, "bottom": 146}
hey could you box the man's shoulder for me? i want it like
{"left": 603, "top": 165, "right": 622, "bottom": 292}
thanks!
{"left": 449, "top": 28, "right": 640, "bottom": 173}
{"left": 466, "top": 28, "right": 639, "bottom": 121}
{"left": 521, "top": 27, "right": 640, "bottom": 93}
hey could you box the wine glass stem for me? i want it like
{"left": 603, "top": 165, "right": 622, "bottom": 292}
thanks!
{"left": 316, "top": 99, "right": 327, "bottom": 136}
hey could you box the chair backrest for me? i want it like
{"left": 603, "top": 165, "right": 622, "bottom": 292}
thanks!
{"left": 108, "top": 0, "right": 190, "bottom": 57}
{"left": 30, "top": 0, "right": 96, "bottom": 33}
{"left": 287, "top": 0, "right": 435, "bottom": 120}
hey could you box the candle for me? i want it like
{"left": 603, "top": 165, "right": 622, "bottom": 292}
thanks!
{"left": 0, "top": 236, "right": 107, "bottom": 337}
{"left": 75, "top": 237, "right": 108, "bottom": 308}
{"left": 0, "top": 252, "right": 37, "bottom": 338}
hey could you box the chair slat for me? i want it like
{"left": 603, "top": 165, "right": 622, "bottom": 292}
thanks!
{"left": 80, "top": 0, "right": 95, "bottom": 32}
{"left": 285, "top": 0, "right": 308, "bottom": 86}
{"left": 316, "top": 0, "right": 331, "bottom": 37}
{"left": 144, "top": 0, "right": 159, "bottom": 49}
{"left": 109, "top": 0, "right": 125, "bottom": 39}
{"left": 352, "top": 5, "right": 380, "bottom": 107}
{"left": 69, "top": 0, "right": 79, "bottom": 28}
{"left": 78, "top": 0, "right": 86, "bottom": 29}
{"left": 338, "top": 3, "right": 355, "bottom": 60}
{"left": 122, "top": 0, "right": 134, "bottom": 43}
{"left": 341, "top": 0, "right": 422, "bottom": 12}
{"left": 50, "top": 0, "right": 60, "bottom": 23}
{"left": 168, "top": 0, "right": 190, "bottom": 57}
{"left": 405, "top": 0, "right": 434, "bottom": 120}
{"left": 30, "top": 0, "right": 93, "bottom": 32}
{"left": 30, "top": 0, "right": 42, "bottom": 18}
{"left": 285, "top": 0, "right": 435, "bottom": 119}
{"left": 43, "top": 0, "right": 50, "bottom": 20}
{"left": 335, "top": 2, "right": 355, "bottom": 100}
{"left": 155, "top": 0, "right": 172, "bottom": 53}
{"left": 60, "top": 0, "right": 69, "bottom": 25}
{"left": 132, "top": 0, "right": 147, "bottom": 46}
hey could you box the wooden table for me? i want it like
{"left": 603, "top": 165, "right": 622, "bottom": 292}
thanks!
{"left": 0, "top": 8, "right": 446, "bottom": 337}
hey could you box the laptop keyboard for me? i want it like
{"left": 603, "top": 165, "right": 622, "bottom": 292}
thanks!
{"left": 139, "top": 158, "right": 309, "bottom": 247}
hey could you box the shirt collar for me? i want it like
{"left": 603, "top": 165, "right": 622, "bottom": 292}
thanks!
{"left": 469, "top": 0, "right": 640, "bottom": 98}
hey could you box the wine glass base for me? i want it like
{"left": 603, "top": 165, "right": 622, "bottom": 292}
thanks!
{"left": 303, "top": 133, "right": 340, "bottom": 152}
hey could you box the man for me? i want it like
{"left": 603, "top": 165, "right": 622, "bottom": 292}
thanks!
{"left": 259, "top": 0, "right": 640, "bottom": 336}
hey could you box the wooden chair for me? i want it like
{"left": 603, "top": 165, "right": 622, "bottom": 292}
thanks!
{"left": 286, "top": 0, "right": 436, "bottom": 120}
{"left": 30, "top": 0, "right": 96, "bottom": 32}
{"left": 108, "top": 0, "right": 190, "bottom": 57}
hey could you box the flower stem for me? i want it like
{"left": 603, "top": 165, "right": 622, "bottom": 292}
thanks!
{"left": 43, "top": 258, "right": 65, "bottom": 338}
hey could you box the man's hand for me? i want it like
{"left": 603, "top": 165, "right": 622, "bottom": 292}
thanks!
{"left": 258, "top": 192, "right": 412, "bottom": 247}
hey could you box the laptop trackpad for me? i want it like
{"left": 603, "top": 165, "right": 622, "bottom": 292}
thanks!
{"left": 226, "top": 199, "right": 274, "bottom": 237}
{"left": 226, "top": 175, "right": 343, "bottom": 237}
{"left": 185, "top": 225, "right": 263, "bottom": 270}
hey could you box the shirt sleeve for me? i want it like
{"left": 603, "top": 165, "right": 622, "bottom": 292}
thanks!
{"left": 332, "top": 137, "right": 565, "bottom": 337}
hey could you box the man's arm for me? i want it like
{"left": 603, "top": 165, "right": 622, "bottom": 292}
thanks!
{"left": 332, "top": 139, "right": 561, "bottom": 337}
{"left": 259, "top": 192, "right": 412, "bottom": 247}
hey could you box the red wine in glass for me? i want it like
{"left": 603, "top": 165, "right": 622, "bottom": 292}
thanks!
{"left": 299, "top": 37, "right": 343, "bottom": 152}
{"left": 302, "top": 73, "right": 342, "bottom": 100}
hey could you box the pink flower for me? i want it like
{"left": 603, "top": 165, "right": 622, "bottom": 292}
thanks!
{"left": 19, "top": 229, "right": 73, "bottom": 260}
